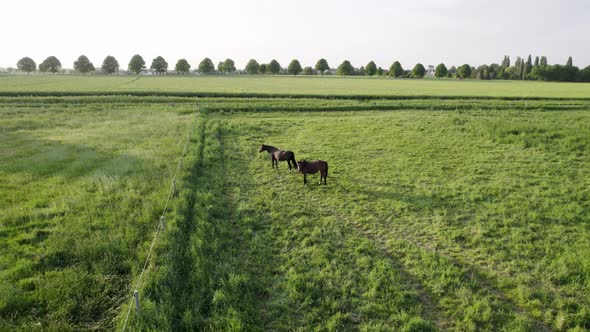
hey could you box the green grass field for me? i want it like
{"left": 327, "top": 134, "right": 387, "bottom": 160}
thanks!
{"left": 2, "top": 75, "right": 590, "bottom": 98}
{"left": 1, "top": 77, "right": 589, "bottom": 330}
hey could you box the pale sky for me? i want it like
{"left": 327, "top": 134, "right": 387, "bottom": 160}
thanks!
{"left": 1, "top": 0, "right": 589, "bottom": 70}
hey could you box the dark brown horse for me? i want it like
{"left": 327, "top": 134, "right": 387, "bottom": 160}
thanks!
{"left": 297, "top": 160, "right": 328, "bottom": 185}
{"left": 259, "top": 144, "right": 297, "bottom": 170}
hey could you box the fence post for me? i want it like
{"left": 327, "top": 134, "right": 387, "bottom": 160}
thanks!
{"left": 160, "top": 215, "right": 165, "bottom": 231}
{"left": 172, "top": 179, "right": 177, "bottom": 195}
{"left": 133, "top": 290, "right": 140, "bottom": 312}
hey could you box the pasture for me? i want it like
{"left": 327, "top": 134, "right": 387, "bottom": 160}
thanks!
{"left": 0, "top": 78, "right": 589, "bottom": 331}
{"left": 2, "top": 75, "right": 590, "bottom": 98}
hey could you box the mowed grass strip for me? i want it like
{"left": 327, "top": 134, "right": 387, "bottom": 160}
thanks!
{"left": 2, "top": 96, "right": 589, "bottom": 114}
{"left": 0, "top": 105, "right": 194, "bottom": 330}
{"left": 2, "top": 75, "right": 590, "bottom": 98}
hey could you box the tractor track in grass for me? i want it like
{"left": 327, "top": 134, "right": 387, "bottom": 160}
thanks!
{"left": 343, "top": 217, "right": 450, "bottom": 330}
{"left": 267, "top": 169, "right": 442, "bottom": 329}
{"left": 304, "top": 205, "right": 450, "bottom": 330}
{"left": 120, "top": 76, "right": 142, "bottom": 86}
{"left": 381, "top": 219, "right": 584, "bottom": 331}
{"left": 296, "top": 180, "right": 550, "bottom": 330}
{"left": 340, "top": 207, "right": 553, "bottom": 331}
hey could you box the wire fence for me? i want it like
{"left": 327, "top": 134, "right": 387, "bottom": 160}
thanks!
{"left": 121, "top": 105, "right": 200, "bottom": 332}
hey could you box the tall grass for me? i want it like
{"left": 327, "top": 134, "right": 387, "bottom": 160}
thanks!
{"left": 0, "top": 105, "right": 192, "bottom": 330}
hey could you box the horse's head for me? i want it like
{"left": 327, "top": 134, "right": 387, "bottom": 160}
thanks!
{"left": 258, "top": 144, "right": 266, "bottom": 153}
{"left": 296, "top": 160, "right": 306, "bottom": 172}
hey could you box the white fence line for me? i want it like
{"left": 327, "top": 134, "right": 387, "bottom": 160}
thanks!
{"left": 121, "top": 106, "right": 200, "bottom": 332}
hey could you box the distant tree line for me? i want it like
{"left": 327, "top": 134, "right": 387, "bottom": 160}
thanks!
{"left": 469, "top": 55, "right": 590, "bottom": 82}
{"left": 11, "top": 55, "right": 590, "bottom": 82}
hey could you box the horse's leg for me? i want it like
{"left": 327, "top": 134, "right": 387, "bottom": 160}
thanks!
{"left": 303, "top": 174, "right": 307, "bottom": 185}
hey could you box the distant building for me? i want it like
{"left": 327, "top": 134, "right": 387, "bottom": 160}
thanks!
{"left": 426, "top": 65, "right": 435, "bottom": 77}
{"left": 140, "top": 68, "right": 154, "bottom": 75}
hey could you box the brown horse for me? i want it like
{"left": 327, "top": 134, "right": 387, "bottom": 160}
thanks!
{"left": 259, "top": 144, "right": 297, "bottom": 170}
{"left": 296, "top": 160, "right": 328, "bottom": 185}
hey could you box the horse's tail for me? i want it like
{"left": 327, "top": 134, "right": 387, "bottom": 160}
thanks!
{"left": 324, "top": 161, "right": 329, "bottom": 177}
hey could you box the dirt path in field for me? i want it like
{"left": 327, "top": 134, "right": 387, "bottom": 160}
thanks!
{"left": 120, "top": 76, "right": 142, "bottom": 85}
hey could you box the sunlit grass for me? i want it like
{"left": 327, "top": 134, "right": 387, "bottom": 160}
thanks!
{"left": 1, "top": 75, "right": 590, "bottom": 98}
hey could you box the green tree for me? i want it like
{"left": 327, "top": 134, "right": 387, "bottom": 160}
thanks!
{"left": 17, "top": 57, "right": 36, "bottom": 74}
{"left": 150, "top": 56, "right": 168, "bottom": 74}
{"left": 175, "top": 59, "right": 191, "bottom": 74}
{"left": 259, "top": 63, "right": 268, "bottom": 74}
{"left": 566, "top": 56, "right": 573, "bottom": 67}
{"left": 531, "top": 57, "right": 544, "bottom": 80}
{"left": 448, "top": 66, "right": 457, "bottom": 77}
{"left": 576, "top": 65, "right": 590, "bottom": 82}
{"left": 435, "top": 63, "right": 448, "bottom": 78}
{"left": 475, "top": 65, "right": 490, "bottom": 80}
{"left": 524, "top": 54, "right": 532, "bottom": 78}
{"left": 302, "top": 66, "right": 315, "bottom": 75}
{"left": 315, "top": 58, "right": 329, "bottom": 76}
{"left": 222, "top": 58, "right": 236, "bottom": 74}
{"left": 101, "top": 56, "right": 119, "bottom": 74}
{"left": 412, "top": 63, "right": 426, "bottom": 78}
{"left": 501, "top": 55, "right": 510, "bottom": 68}
{"left": 337, "top": 60, "right": 354, "bottom": 76}
{"left": 287, "top": 59, "right": 302, "bottom": 75}
{"left": 513, "top": 56, "right": 522, "bottom": 79}
{"left": 73, "top": 55, "right": 95, "bottom": 73}
{"left": 376, "top": 67, "right": 384, "bottom": 76}
{"left": 128, "top": 54, "right": 145, "bottom": 74}
{"left": 456, "top": 64, "right": 472, "bottom": 79}
{"left": 540, "top": 56, "right": 548, "bottom": 67}
{"left": 389, "top": 61, "right": 403, "bottom": 77}
{"left": 269, "top": 59, "right": 281, "bottom": 74}
{"left": 488, "top": 63, "right": 500, "bottom": 79}
{"left": 39, "top": 56, "right": 62, "bottom": 73}
{"left": 198, "top": 58, "right": 215, "bottom": 74}
{"left": 245, "top": 59, "right": 260, "bottom": 74}
{"left": 365, "top": 61, "right": 377, "bottom": 76}
{"left": 529, "top": 65, "right": 542, "bottom": 80}
{"left": 217, "top": 61, "right": 224, "bottom": 73}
